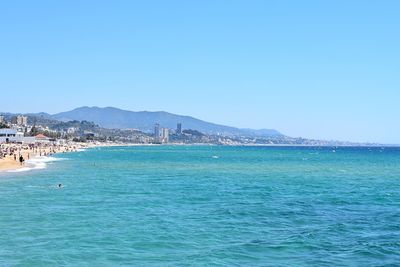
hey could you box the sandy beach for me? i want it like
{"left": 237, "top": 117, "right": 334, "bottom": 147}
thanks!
{"left": 0, "top": 142, "right": 94, "bottom": 172}
{"left": 0, "top": 142, "right": 147, "bottom": 173}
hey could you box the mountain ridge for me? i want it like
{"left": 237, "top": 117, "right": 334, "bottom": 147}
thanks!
{"left": 49, "top": 106, "right": 282, "bottom": 137}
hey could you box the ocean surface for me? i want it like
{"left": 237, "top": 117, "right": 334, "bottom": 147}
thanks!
{"left": 0, "top": 146, "right": 399, "bottom": 266}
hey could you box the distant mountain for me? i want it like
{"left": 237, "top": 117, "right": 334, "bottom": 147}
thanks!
{"left": 51, "top": 106, "right": 282, "bottom": 137}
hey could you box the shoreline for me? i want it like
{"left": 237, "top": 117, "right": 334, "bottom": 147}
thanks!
{"left": 0, "top": 143, "right": 184, "bottom": 173}
{"left": 0, "top": 142, "right": 88, "bottom": 173}
{"left": 0, "top": 141, "right": 127, "bottom": 173}
{"left": 0, "top": 142, "right": 160, "bottom": 173}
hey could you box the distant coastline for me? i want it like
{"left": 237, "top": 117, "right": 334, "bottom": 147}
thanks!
{"left": 1, "top": 107, "right": 396, "bottom": 155}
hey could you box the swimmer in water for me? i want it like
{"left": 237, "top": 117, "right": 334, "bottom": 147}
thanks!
{"left": 58, "top": 183, "right": 63, "bottom": 188}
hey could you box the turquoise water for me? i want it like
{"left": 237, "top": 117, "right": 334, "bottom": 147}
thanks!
{"left": 1, "top": 146, "right": 400, "bottom": 266}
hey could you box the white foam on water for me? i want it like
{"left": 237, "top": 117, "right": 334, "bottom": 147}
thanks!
{"left": 8, "top": 167, "right": 35, "bottom": 173}
{"left": 7, "top": 156, "right": 66, "bottom": 173}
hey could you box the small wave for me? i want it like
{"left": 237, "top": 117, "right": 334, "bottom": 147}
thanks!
{"left": 8, "top": 167, "right": 38, "bottom": 173}
{"left": 28, "top": 156, "right": 66, "bottom": 163}
{"left": 7, "top": 156, "right": 66, "bottom": 173}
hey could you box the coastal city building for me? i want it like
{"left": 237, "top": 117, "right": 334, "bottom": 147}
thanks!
{"left": 17, "top": 115, "right": 28, "bottom": 126}
{"left": 154, "top": 124, "right": 161, "bottom": 143}
{"left": 153, "top": 124, "right": 170, "bottom": 143}
{"left": 0, "top": 129, "right": 17, "bottom": 143}
{"left": 161, "top": 128, "right": 169, "bottom": 143}
{"left": 67, "top": 127, "right": 77, "bottom": 134}
{"left": 35, "top": 134, "right": 51, "bottom": 143}
{"left": 0, "top": 115, "right": 4, "bottom": 123}
{"left": 0, "top": 128, "right": 35, "bottom": 144}
{"left": 176, "top": 123, "right": 182, "bottom": 135}
{"left": 84, "top": 130, "right": 98, "bottom": 139}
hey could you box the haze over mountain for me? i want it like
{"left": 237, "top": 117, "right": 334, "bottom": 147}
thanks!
{"left": 50, "top": 106, "right": 282, "bottom": 137}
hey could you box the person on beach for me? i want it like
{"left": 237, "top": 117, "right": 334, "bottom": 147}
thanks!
{"left": 14, "top": 154, "right": 16, "bottom": 161}
{"left": 19, "top": 155, "right": 24, "bottom": 165}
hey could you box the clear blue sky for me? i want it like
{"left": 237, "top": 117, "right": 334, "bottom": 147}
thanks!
{"left": 0, "top": 1, "right": 399, "bottom": 144}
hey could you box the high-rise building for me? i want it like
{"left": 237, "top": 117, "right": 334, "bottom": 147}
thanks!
{"left": 154, "top": 123, "right": 161, "bottom": 143}
{"left": 162, "top": 128, "right": 169, "bottom": 143}
{"left": 176, "top": 123, "right": 182, "bottom": 135}
{"left": 67, "top": 127, "right": 77, "bottom": 134}
{"left": 17, "top": 115, "right": 28, "bottom": 126}
{"left": 0, "top": 115, "right": 4, "bottom": 123}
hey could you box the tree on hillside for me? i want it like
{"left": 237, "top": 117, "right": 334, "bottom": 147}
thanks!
{"left": 0, "top": 122, "right": 9, "bottom": 129}
{"left": 29, "top": 125, "right": 39, "bottom": 136}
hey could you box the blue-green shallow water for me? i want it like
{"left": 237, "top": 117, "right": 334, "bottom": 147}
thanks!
{"left": 1, "top": 146, "right": 400, "bottom": 266}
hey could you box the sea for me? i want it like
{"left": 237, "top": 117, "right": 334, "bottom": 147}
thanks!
{"left": 0, "top": 146, "right": 399, "bottom": 266}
